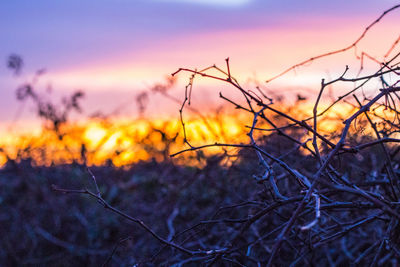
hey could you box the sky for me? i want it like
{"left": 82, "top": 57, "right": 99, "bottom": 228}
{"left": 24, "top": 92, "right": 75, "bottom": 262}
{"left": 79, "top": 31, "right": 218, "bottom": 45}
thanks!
{"left": 1, "top": 0, "right": 400, "bottom": 132}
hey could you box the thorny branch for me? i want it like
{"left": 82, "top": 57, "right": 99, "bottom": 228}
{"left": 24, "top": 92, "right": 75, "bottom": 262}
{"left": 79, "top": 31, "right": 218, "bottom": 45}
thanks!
{"left": 52, "top": 170, "right": 231, "bottom": 259}
{"left": 47, "top": 4, "right": 400, "bottom": 266}
{"left": 169, "top": 4, "right": 400, "bottom": 265}
{"left": 265, "top": 4, "right": 400, "bottom": 83}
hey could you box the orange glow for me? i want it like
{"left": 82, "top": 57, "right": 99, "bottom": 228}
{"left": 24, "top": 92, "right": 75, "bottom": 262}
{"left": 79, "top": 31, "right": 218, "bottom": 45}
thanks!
{"left": 0, "top": 99, "right": 366, "bottom": 168}
{"left": 84, "top": 123, "right": 108, "bottom": 147}
{"left": 0, "top": 111, "right": 253, "bottom": 167}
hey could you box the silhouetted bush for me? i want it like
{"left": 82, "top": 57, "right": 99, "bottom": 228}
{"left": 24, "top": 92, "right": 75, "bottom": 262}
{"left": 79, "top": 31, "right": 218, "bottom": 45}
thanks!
{"left": 2, "top": 4, "right": 400, "bottom": 267}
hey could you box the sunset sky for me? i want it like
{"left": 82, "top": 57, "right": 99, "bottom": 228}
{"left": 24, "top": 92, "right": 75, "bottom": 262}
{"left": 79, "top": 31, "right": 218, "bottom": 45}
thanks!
{"left": 1, "top": 0, "right": 400, "bottom": 132}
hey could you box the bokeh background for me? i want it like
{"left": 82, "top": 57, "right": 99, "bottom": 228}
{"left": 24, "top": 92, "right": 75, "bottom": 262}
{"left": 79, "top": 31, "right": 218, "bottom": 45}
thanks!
{"left": 1, "top": 0, "right": 400, "bottom": 165}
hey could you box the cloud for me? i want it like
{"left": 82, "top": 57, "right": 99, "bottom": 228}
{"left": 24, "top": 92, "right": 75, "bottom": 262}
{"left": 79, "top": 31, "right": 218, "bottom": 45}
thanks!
{"left": 155, "top": 0, "right": 253, "bottom": 7}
